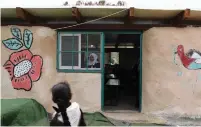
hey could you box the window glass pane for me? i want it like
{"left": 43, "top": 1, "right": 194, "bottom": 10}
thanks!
{"left": 80, "top": 34, "right": 87, "bottom": 69}
{"left": 73, "top": 52, "right": 79, "bottom": 66}
{"left": 81, "top": 34, "right": 87, "bottom": 51}
{"left": 61, "top": 52, "right": 79, "bottom": 67}
{"left": 73, "top": 36, "right": 79, "bottom": 51}
{"left": 61, "top": 36, "right": 79, "bottom": 51}
{"left": 88, "top": 34, "right": 100, "bottom": 52}
{"left": 80, "top": 34, "right": 101, "bottom": 69}
{"left": 61, "top": 52, "right": 72, "bottom": 66}
{"left": 81, "top": 52, "right": 87, "bottom": 68}
{"left": 61, "top": 36, "right": 73, "bottom": 51}
{"left": 87, "top": 52, "right": 101, "bottom": 68}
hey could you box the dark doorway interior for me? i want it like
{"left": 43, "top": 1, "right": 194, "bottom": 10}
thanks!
{"left": 104, "top": 34, "right": 140, "bottom": 111}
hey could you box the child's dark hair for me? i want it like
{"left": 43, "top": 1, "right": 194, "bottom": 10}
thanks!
{"left": 50, "top": 81, "right": 86, "bottom": 126}
{"left": 51, "top": 82, "right": 72, "bottom": 126}
{"left": 51, "top": 81, "right": 72, "bottom": 105}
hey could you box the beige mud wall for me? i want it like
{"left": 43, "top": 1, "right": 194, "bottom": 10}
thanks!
{"left": 1, "top": 26, "right": 101, "bottom": 113}
{"left": 142, "top": 27, "right": 201, "bottom": 117}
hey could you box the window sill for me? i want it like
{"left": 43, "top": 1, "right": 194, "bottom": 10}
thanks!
{"left": 56, "top": 69, "right": 102, "bottom": 73}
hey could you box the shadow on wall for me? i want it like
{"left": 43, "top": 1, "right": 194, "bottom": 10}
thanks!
{"left": 2, "top": 27, "right": 43, "bottom": 91}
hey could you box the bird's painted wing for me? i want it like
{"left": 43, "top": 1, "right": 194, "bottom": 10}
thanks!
{"left": 191, "top": 52, "right": 201, "bottom": 59}
{"left": 195, "top": 59, "right": 201, "bottom": 64}
{"left": 191, "top": 52, "right": 201, "bottom": 63}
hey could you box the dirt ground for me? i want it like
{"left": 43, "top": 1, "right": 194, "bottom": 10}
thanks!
{"left": 103, "top": 111, "right": 201, "bottom": 126}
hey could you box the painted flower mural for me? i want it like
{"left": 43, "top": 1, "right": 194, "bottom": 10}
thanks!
{"left": 4, "top": 50, "right": 43, "bottom": 91}
{"left": 2, "top": 27, "right": 43, "bottom": 91}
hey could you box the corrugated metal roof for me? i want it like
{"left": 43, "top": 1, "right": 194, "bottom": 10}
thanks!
{"left": 1, "top": 7, "right": 201, "bottom": 20}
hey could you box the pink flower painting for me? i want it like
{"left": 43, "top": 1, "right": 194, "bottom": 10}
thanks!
{"left": 3, "top": 50, "right": 43, "bottom": 91}
{"left": 2, "top": 27, "right": 43, "bottom": 91}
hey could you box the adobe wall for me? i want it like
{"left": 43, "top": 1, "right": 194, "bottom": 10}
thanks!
{"left": 142, "top": 27, "right": 201, "bottom": 117}
{"left": 1, "top": 26, "right": 101, "bottom": 113}
{"left": 1, "top": 25, "right": 201, "bottom": 118}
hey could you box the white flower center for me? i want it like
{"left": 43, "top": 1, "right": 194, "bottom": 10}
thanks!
{"left": 14, "top": 60, "right": 32, "bottom": 77}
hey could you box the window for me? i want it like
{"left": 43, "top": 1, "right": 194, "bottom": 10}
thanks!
{"left": 57, "top": 32, "right": 102, "bottom": 71}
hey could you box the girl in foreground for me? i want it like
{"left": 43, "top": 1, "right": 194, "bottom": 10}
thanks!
{"left": 50, "top": 82, "right": 86, "bottom": 126}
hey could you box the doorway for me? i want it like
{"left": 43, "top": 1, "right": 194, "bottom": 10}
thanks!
{"left": 101, "top": 32, "right": 142, "bottom": 112}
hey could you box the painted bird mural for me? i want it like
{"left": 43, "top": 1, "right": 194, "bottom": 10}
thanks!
{"left": 175, "top": 45, "right": 201, "bottom": 70}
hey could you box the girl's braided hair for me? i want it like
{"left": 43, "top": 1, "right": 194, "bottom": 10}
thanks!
{"left": 51, "top": 82, "right": 72, "bottom": 126}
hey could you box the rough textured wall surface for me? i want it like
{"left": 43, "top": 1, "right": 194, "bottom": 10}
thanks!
{"left": 1, "top": 26, "right": 101, "bottom": 113}
{"left": 142, "top": 27, "right": 201, "bottom": 118}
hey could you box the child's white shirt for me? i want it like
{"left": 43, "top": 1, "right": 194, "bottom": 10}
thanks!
{"left": 52, "top": 102, "right": 81, "bottom": 126}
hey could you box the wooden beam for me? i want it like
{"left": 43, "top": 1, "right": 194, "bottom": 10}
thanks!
{"left": 1, "top": 23, "right": 193, "bottom": 31}
{"left": 16, "top": 7, "right": 44, "bottom": 23}
{"left": 124, "top": 7, "right": 135, "bottom": 24}
{"left": 72, "top": 7, "right": 84, "bottom": 23}
{"left": 170, "top": 9, "right": 191, "bottom": 25}
{"left": 129, "top": 7, "right": 135, "bottom": 19}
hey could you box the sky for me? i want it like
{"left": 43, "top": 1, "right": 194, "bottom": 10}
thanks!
{"left": 0, "top": 0, "right": 201, "bottom": 10}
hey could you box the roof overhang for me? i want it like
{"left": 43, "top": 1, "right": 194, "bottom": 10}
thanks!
{"left": 1, "top": 7, "right": 201, "bottom": 30}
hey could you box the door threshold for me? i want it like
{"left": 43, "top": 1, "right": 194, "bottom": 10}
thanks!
{"left": 103, "top": 109, "right": 139, "bottom": 113}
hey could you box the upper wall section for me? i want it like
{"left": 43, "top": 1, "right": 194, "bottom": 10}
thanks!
{"left": 1, "top": 26, "right": 101, "bottom": 113}
{"left": 142, "top": 27, "right": 201, "bottom": 117}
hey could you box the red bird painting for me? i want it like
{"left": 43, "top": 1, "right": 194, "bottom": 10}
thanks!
{"left": 175, "top": 45, "right": 201, "bottom": 70}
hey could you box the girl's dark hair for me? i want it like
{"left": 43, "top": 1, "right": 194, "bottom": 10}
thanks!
{"left": 50, "top": 82, "right": 86, "bottom": 126}
{"left": 51, "top": 82, "right": 72, "bottom": 126}
{"left": 51, "top": 81, "right": 72, "bottom": 105}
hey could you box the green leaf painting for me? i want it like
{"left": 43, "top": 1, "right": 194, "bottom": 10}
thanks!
{"left": 23, "top": 29, "right": 33, "bottom": 49}
{"left": 3, "top": 27, "right": 34, "bottom": 50}
{"left": 11, "top": 27, "right": 22, "bottom": 40}
{"left": 2, "top": 38, "right": 23, "bottom": 50}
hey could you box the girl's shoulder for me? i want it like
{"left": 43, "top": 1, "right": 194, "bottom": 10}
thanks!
{"left": 68, "top": 102, "right": 80, "bottom": 110}
{"left": 67, "top": 102, "right": 82, "bottom": 126}
{"left": 51, "top": 102, "right": 80, "bottom": 117}
{"left": 51, "top": 102, "right": 82, "bottom": 126}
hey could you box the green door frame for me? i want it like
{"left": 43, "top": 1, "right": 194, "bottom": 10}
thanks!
{"left": 101, "top": 31, "right": 143, "bottom": 112}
